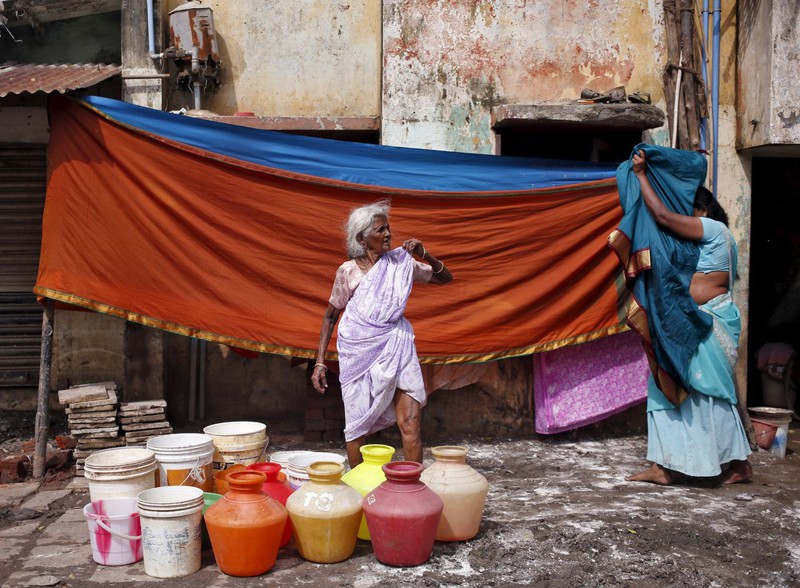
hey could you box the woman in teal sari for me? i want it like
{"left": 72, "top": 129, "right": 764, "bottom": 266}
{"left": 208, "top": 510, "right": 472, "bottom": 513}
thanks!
{"left": 626, "top": 150, "right": 752, "bottom": 485}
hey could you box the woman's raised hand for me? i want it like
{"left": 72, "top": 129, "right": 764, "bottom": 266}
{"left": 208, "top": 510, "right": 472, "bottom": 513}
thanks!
{"left": 632, "top": 150, "right": 647, "bottom": 175}
{"left": 403, "top": 238, "right": 425, "bottom": 258}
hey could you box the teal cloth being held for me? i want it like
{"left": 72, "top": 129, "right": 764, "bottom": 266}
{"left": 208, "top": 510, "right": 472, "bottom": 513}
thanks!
{"left": 613, "top": 143, "right": 713, "bottom": 403}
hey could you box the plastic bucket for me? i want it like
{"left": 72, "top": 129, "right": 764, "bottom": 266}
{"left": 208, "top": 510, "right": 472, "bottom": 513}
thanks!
{"left": 147, "top": 433, "right": 215, "bottom": 492}
{"left": 137, "top": 486, "right": 204, "bottom": 578}
{"left": 286, "top": 452, "right": 348, "bottom": 490}
{"left": 83, "top": 497, "right": 143, "bottom": 566}
{"left": 748, "top": 407, "right": 793, "bottom": 458}
{"left": 751, "top": 418, "right": 778, "bottom": 450}
{"left": 203, "top": 421, "right": 268, "bottom": 470}
{"left": 268, "top": 450, "right": 304, "bottom": 482}
{"left": 83, "top": 447, "right": 158, "bottom": 503}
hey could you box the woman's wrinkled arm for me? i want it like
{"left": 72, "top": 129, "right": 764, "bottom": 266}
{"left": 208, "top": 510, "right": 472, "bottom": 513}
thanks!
{"left": 311, "top": 303, "right": 343, "bottom": 393}
{"left": 634, "top": 150, "right": 704, "bottom": 242}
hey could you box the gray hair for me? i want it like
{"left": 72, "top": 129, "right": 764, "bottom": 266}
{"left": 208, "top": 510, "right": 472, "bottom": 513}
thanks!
{"left": 345, "top": 200, "right": 390, "bottom": 258}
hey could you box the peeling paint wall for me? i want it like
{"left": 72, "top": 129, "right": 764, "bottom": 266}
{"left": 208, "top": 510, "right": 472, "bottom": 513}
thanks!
{"left": 164, "top": 0, "right": 381, "bottom": 117}
{"left": 737, "top": 1, "right": 800, "bottom": 148}
{"left": 382, "top": 0, "right": 666, "bottom": 152}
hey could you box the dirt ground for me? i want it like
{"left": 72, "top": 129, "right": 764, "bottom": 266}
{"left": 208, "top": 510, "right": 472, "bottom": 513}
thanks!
{"left": 1, "top": 410, "right": 799, "bottom": 587}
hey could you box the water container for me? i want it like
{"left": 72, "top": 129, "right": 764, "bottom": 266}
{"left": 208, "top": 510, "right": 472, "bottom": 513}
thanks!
{"left": 341, "top": 444, "right": 395, "bottom": 540}
{"left": 362, "top": 461, "right": 443, "bottom": 567}
{"left": 286, "top": 451, "right": 348, "bottom": 490}
{"left": 83, "top": 497, "right": 143, "bottom": 566}
{"left": 147, "top": 433, "right": 215, "bottom": 491}
{"left": 246, "top": 462, "right": 294, "bottom": 546}
{"left": 137, "top": 486, "right": 204, "bottom": 578}
{"left": 286, "top": 462, "right": 362, "bottom": 563}
{"left": 203, "top": 421, "right": 268, "bottom": 470}
{"left": 420, "top": 445, "right": 489, "bottom": 541}
{"left": 83, "top": 447, "right": 158, "bottom": 502}
{"left": 204, "top": 470, "right": 288, "bottom": 576}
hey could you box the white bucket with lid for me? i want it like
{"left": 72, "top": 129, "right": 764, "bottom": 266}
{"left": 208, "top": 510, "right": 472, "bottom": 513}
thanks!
{"left": 748, "top": 406, "right": 793, "bottom": 459}
{"left": 83, "top": 497, "right": 143, "bottom": 566}
{"left": 147, "top": 433, "right": 215, "bottom": 492}
{"left": 137, "top": 486, "right": 204, "bottom": 578}
{"left": 286, "top": 451, "right": 348, "bottom": 490}
{"left": 84, "top": 447, "right": 158, "bottom": 502}
{"left": 203, "top": 421, "right": 268, "bottom": 470}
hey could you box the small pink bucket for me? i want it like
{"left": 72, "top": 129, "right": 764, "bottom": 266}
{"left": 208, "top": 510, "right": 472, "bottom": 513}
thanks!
{"left": 83, "top": 497, "right": 143, "bottom": 566}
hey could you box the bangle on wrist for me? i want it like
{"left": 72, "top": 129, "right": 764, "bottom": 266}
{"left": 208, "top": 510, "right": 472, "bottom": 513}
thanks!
{"left": 433, "top": 259, "right": 445, "bottom": 274}
{"left": 314, "top": 362, "right": 327, "bottom": 371}
{"left": 421, "top": 246, "right": 427, "bottom": 259}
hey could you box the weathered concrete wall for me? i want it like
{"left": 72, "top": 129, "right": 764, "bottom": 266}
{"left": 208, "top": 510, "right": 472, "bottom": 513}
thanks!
{"left": 736, "top": 0, "right": 772, "bottom": 149}
{"left": 718, "top": 6, "right": 752, "bottom": 396}
{"left": 737, "top": 1, "right": 800, "bottom": 149}
{"left": 382, "top": 0, "right": 666, "bottom": 152}
{"left": 164, "top": 339, "right": 306, "bottom": 428}
{"left": 163, "top": 0, "right": 381, "bottom": 117}
{"left": 51, "top": 312, "right": 125, "bottom": 392}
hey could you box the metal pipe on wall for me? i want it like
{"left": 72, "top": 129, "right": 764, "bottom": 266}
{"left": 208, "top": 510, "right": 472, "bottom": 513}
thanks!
{"left": 191, "top": 46, "right": 201, "bottom": 110}
{"left": 146, "top": 0, "right": 161, "bottom": 60}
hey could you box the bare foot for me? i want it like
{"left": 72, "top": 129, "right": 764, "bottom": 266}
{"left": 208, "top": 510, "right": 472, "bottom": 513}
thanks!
{"left": 720, "top": 460, "right": 752, "bottom": 484}
{"left": 626, "top": 463, "right": 673, "bottom": 485}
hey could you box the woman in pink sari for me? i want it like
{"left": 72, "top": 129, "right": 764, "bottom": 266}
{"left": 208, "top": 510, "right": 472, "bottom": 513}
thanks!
{"left": 311, "top": 201, "right": 453, "bottom": 466}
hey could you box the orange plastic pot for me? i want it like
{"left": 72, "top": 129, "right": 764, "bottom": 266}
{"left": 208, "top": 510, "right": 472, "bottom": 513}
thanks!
{"left": 204, "top": 470, "right": 288, "bottom": 576}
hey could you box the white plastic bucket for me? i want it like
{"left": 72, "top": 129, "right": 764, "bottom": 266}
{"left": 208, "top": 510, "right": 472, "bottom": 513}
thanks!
{"left": 147, "top": 433, "right": 215, "bottom": 492}
{"left": 286, "top": 451, "right": 348, "bottom": 490}
{"left": 137, "top": 486, "right": 204, "bottom": 578}
{"left": 749, "top": 406, "right": 793, "bottom": 459}
{"left": 83, "top": 447, "right": 158, "bottom": 503}
{"left": 83, "top": 497, "right": 143, "bottom": 566}
{"left": 268, "top": 450, "right": 304, "bottom": 480}
{"left": 203, "top": 421, "right": 268, "bottom": 470}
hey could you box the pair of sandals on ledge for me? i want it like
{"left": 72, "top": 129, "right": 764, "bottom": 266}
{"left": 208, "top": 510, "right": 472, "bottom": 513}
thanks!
{"left": 578, "top": 86, "right": 651, "bottom": 104}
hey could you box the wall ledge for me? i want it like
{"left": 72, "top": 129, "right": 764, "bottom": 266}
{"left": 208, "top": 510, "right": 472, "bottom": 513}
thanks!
{"left": 493, "top": 103, "right": 666, "bottom": 132}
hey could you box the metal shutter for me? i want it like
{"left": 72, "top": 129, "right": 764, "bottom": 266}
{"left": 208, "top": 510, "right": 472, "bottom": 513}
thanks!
{"left": 0, "top": 144, "right": 46, "bottom": 388}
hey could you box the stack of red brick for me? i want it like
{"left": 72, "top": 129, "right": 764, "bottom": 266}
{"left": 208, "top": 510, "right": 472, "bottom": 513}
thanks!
{"left": 0, "top": 437, "right": 75, "bottom": 484}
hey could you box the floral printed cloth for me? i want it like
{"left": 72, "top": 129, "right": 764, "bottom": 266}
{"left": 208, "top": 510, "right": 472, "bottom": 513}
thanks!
{"left": 533, "top": 330, "right": 648, "bottom": 434}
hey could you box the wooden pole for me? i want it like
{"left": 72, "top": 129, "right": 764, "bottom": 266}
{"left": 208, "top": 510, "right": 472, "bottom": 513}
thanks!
{"left": 33, "top": 299, "right": 54, "bottom": 479}
{"left": 680, "top": 0, "right": 700, "bottom": 149}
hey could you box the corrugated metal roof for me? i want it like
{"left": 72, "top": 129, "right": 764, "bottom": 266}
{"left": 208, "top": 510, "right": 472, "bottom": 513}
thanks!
{"left": 0, "top": 63, "right": 121, "bottom": 98}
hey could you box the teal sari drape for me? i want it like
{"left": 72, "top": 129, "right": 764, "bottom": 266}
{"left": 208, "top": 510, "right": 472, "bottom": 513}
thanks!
{"left": 609, "top": 144, "right": 712, "bottom": 405}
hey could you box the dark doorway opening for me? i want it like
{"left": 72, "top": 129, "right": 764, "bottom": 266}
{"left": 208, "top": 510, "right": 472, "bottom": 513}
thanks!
{"left": 747, "top": 157, "right": 800, "bottom": 409}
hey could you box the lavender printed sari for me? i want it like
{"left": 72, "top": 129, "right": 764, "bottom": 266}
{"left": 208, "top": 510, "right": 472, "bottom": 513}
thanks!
{"left": 337, "top": 248, "right": 427, "bottom": 441}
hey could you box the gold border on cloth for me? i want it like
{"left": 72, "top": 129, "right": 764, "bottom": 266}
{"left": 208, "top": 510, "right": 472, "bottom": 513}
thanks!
{"left": 34, "top": 287, "right": 629, "bottom": 365}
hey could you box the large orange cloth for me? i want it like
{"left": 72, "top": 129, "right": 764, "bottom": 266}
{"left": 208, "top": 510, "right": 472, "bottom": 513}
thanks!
{"left": 36, "top": 96, "right": 627, "bottom": 363}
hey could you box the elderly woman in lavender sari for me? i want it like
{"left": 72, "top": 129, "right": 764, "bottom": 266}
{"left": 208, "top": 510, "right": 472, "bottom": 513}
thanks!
{"left": 311, "top": 201, "right": 453, "bottom": 467}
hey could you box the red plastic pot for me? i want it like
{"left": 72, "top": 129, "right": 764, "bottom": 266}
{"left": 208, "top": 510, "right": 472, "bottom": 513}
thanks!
{"left": 362, "top": 461, "right": 443, "bottom": 567}
{"left": 247, "top": 462, "right": 294, "bottom": 546}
